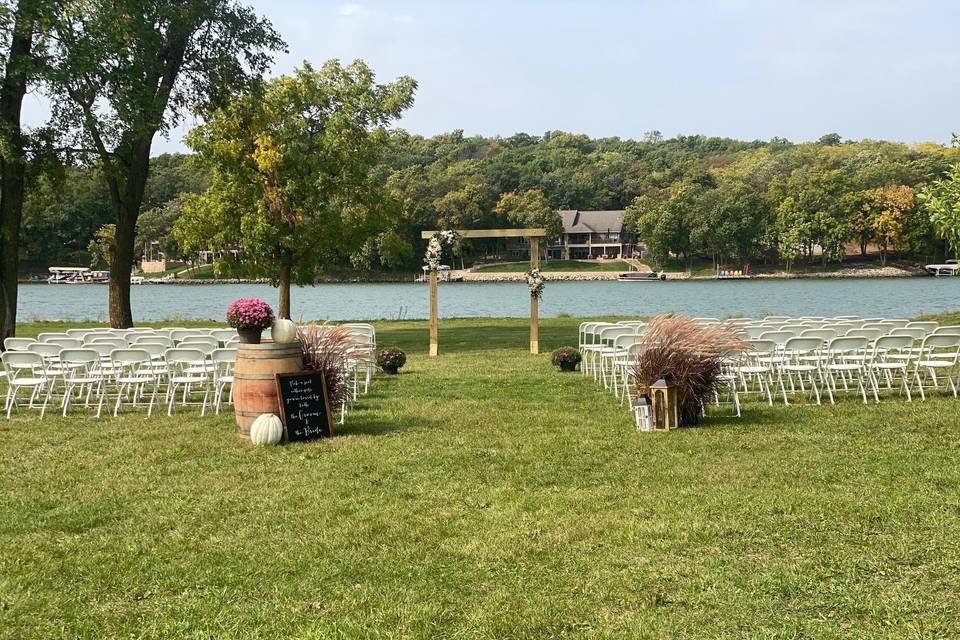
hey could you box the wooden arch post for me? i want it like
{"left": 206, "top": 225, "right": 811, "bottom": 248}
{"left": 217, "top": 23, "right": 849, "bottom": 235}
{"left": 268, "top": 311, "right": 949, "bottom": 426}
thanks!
{"left": 421, "top": 228, "right": 547, "bottom": 357}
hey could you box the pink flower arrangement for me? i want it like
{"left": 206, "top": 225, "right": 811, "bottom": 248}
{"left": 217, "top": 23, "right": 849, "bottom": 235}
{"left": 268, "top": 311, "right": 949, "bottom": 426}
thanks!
{"left": 226, "top": 298, "right": 274, "bottom": 330}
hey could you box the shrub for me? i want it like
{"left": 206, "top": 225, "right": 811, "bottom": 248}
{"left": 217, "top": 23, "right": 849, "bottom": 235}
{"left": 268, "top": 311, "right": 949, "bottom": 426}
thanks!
{"left": 631, "top": 315, "right": 745, "bottom": 426}
{"left": 551, "top": 346, "right": 582, "bottom": 370}
{"left": 226, "top": 298, "right": 274, "bottom": 330}
{"left": 376, "top": 347, "right": 407, "bottom": 371}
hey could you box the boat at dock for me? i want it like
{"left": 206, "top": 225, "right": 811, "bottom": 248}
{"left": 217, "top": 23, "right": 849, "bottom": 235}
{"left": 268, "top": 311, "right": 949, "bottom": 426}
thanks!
{"left": 924, "top": 260, "right": 958, "bottom": 276}
{"left": 618, "top": 271, "right": 666, "bottom": 282}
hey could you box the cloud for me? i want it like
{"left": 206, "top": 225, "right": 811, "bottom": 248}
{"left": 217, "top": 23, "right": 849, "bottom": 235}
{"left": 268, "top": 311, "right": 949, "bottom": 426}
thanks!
{"left": 337, "top": 3, "right": 413, "bottom": 25}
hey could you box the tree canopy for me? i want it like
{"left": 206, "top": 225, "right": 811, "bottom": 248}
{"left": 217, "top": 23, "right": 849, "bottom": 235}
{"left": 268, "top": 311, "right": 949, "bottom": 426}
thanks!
{"left": 175, "top": 60, "right": 416, "bottom": 317}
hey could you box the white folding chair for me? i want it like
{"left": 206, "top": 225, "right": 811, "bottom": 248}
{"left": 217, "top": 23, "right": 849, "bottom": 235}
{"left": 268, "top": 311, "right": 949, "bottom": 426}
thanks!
{"left": 821, "top": 336, "right": 869, "bottom": 404}
{"left": 59, "top": 348, "right": 107, "bottom": 417}
{"left": 2, "top": 351, "right": 53, "bottom": 418}
{"left": 777, "top": 337, "right": 824, "bottom": 405}
{"left": 911, "top": 334, "right": 960, "bottom": 400}
{"left": 111, "top": 348, "right": 162, "bottom": 416}
{"left": 211, "top": 348, "right": 237, "bottom": 414}
{"left": 865, "top": 335, "right": 914, "bottom": 402}
{"left": 164, "top": 348, "right": 211, "bottom": 415}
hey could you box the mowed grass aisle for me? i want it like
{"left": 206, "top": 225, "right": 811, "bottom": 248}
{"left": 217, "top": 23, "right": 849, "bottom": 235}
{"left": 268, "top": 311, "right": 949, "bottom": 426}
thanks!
{"left": 2, "top": 318, "right": 960, "bottom": 638}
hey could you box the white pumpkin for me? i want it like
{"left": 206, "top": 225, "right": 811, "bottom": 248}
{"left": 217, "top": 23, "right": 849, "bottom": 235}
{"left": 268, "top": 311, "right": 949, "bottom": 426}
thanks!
{"left": 271, "top": 318, "right": 298, "bottom": 344}
{"left": 250, "top": 413, "right": 283, "bottom": 445}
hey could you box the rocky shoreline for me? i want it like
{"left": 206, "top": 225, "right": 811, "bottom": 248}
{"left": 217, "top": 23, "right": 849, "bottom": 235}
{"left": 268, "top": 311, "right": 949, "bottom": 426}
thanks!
{"left": 38, "top": 263, "right": 925, "bottom": 285}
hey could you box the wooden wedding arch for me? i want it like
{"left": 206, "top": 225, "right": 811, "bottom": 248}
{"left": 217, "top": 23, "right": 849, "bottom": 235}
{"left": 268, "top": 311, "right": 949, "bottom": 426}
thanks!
{"left": 421, "top": 228, "right": 547, "bottom": 357}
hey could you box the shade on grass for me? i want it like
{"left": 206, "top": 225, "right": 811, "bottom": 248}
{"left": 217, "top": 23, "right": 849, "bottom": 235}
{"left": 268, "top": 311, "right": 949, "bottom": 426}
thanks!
{"left": 1, "top": 316, "right": 959, "bottom": 637}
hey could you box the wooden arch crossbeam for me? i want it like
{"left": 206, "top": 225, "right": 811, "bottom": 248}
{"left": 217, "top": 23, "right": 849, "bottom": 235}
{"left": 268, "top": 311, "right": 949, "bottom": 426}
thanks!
{"left": 420, "top": 228, "right": 547, "bottom": 356}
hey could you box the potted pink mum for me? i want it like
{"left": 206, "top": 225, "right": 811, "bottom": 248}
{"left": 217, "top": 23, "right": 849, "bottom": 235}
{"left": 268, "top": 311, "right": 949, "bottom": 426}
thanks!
{"left": 226, "top": 298, "right": 274, "bottom": 344}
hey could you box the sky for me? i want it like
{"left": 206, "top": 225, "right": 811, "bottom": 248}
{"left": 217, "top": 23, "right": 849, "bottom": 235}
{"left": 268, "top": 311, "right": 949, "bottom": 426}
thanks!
{"left": 25, "top": 0, "right": 960, "bottom": 153}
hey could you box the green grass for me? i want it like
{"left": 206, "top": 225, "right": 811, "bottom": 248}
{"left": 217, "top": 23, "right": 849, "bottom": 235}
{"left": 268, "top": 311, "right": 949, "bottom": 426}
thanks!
{"left": 3, "top": 317, "right": 960, "bottom": 637}
{"left": 475, "top": 259, "right": 630, "bottom": 272}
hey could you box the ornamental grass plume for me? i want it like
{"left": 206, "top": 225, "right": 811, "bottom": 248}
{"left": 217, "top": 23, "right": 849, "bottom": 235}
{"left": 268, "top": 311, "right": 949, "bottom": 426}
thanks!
{"left": 632, "top": 315, "right": 746, "bottom": 426}
{"left": 297, "top": 323, "right": 371, "bottom": 411}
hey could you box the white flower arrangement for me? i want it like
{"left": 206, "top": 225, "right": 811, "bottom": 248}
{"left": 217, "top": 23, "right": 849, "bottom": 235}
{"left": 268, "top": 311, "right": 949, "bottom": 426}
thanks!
{"left": 525, "top": 268, "right": 545, "bottom": 300}
{"left": 424, "top": 230, "right": 461, "bottom": 271}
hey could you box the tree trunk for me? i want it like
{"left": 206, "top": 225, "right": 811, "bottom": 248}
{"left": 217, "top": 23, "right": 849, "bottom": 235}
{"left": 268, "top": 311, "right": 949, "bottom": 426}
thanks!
{"left": 278, "top": 258, "right": 292, "bottom": 319}
{"left": 107, "top": 139, "right": 153, "bottom": 328}
{"left": 0, "top": 3, "right": 36, "bottom": 343}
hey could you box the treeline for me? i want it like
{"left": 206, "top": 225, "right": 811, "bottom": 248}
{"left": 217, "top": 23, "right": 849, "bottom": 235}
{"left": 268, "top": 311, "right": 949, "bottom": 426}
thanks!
{"left": 26, "top": 131, "right": 960, "bottom": 272}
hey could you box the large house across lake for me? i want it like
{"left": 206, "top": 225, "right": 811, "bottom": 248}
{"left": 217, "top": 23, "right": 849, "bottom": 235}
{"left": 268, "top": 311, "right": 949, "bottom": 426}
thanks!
{"left": 508, "top": 209, "right": 639, "bottom": 260}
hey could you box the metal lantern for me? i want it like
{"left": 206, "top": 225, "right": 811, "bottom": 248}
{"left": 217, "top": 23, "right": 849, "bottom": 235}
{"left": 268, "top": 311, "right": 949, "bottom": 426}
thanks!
{"left": 650, "top": 375, "right": 679, "bottom": 431}
{"left": 633, "top": 395, "right": 654, "bottom": 432}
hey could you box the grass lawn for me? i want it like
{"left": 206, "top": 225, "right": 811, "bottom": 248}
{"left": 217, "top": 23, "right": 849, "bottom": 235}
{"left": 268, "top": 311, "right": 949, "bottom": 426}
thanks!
{"left": 2, "top": 317, "right": 960, "bottom": 637}
{"left": 475, "top": 259, "right": 630, "bottom": 273}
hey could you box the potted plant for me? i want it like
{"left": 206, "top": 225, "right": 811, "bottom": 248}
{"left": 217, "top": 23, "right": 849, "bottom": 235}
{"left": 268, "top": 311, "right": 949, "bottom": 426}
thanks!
{"left": 376, "top": 347, "right": 407, "bottom": 374}
{"left": 551, "top": 346, "right": 582, "bottom": 372}
{"left": 226, "top": 298, "right": 274, "bottom": 344}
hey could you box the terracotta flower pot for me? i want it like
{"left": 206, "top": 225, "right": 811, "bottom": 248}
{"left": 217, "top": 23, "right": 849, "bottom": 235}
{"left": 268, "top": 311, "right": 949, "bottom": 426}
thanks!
{"left": 237, "top": 327, "right": 263, "bottom": 344}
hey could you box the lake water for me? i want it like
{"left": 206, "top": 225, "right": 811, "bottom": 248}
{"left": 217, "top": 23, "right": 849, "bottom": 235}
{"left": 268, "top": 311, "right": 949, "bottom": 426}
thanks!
{"left": 17, "top": 278, "right": 959, "bottom": 322}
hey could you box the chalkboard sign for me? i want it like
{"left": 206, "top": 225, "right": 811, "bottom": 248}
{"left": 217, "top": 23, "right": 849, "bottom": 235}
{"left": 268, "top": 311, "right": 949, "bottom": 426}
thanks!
{"left": 275, "top": 372, "right": 334, "bottom": 442}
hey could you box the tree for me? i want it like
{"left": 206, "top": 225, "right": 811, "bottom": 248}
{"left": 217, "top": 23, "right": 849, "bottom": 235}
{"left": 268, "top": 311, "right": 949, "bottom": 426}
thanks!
{"left": 47, "top": 0, "right": 283, "bottom": 327}
{"left": 918, "top": 163, "right": 960, "bottom": 260}
{"left": 861, "top": 185, "right": 914, "bottom": 266}
{"left": 176, "top": 60, "right": 416, "bottom": 318}
{"left": 87, "top": 223, "right": 113, "bottom": 269}
{"left": 0, "top": 0, "right": 55, "bottom": 340}
{"left": 493, "top": 189, "right": 563, "bottom": 243}
{"left": 818, "top": 133, "right": 842, "bottom": 146}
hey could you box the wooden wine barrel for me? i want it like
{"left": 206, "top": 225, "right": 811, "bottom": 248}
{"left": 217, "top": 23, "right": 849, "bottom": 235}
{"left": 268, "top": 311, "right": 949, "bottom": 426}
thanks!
{"left": 233, "top": 341, "right": 303, "bottom": 438}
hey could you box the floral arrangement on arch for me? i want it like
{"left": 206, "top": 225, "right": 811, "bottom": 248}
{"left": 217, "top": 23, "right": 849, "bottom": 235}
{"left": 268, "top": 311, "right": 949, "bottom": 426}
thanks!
{"left": 424, "top": 229, "right": 461, "bottom": 271}
{"left": 525, "top": 268, "right": 545, "bottom": 300}
{"left": 226, "top": 298, "right": 274, "bottom": 330}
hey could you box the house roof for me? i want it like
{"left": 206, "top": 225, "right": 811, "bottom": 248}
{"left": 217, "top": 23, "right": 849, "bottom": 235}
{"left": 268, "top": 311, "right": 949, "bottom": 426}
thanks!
{"left": 558, "top": 210, "right": 626, "bottom": 234}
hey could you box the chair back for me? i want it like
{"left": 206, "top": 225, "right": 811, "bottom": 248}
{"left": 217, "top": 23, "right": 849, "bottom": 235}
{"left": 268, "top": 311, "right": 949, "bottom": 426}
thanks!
{"left": 799, "top": 328, "right": 837, "bottom": 342}
{"left": 918, "top": 333, "right": 960, "bottom": 358}
{"left": 844, "top": 328, "right": 883, "bottom": 341}
{"left": 137, "top": 343, "right": 167, "bottom": 359}
{"left": 2, "top": 350, "right": 46, "bottom": 379}
{"left": 27, "top": 343, "right": 62, "bottom": 360}
{"left": 745, "top": 339, "right": 778, "bottom": 355}
{"left": 37, "top": 332, "right": 70, "bottom": 342}
{"left": 758, "top": 331, "right": 793, "bottom": 348}
{"left": 872, "top": 335, "right": 914, "bottom": 358}
{"left": 133, "top": 335, "right": 174, "bottom": 347}
{"left": 3, "top": 337, "right": 35, "bottom": 351}
{"left": 171, "top": 329, "right": 206, "bottom": 344}
{"left": 889, "top": 327, "right": 927, "bottom": 341}
{"left": 932, "top": 325, "right": 960, "bottom": 335}
{"left": 906, "top": 321, "right": 939, "bottom": 333}
{"left": 783, "top": 337, "right": 824, "bottom": 355}
{"left": 45, "top": 338, "right": 83, "bottom": 349}
{"left": 825, "top": 336, "right": 868, "bottom": 355}
{"left": 86, "top": 337, "right": 128, "bottom": 348}
{"left": 210, "top": 329, "right": 238, "bottom": 344}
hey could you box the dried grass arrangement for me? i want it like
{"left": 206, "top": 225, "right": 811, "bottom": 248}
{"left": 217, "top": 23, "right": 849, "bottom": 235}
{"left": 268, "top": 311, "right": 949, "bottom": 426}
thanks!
{"left": 632, "top": 315, "right": 746, "bottom": 426}
{"left": 297, "top": 323, "right": 370, "bottom": 411}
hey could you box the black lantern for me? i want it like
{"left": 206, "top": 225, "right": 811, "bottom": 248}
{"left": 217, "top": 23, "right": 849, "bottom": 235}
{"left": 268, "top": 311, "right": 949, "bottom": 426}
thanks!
{"left": 650, "top": 375, "right": 678, "bottom": 431}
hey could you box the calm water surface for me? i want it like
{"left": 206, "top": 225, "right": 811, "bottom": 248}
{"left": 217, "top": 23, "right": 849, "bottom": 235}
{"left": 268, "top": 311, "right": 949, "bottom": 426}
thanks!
{"left": 18, "top": 278, "right": 959, "bottom": 322}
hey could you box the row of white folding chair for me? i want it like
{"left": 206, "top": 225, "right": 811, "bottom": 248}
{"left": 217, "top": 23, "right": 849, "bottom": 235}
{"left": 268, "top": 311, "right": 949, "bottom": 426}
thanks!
{"left": 340, "top": 323, "right": 377, "bottom": 419}
{"left": 733, "top": 333, "right": 960, "bottom": 405}
{"left": 1, "top": 346, "right": 237, "bottom": 418}
{"left": 580, "top": 323, "right": 645, "bottom": 380}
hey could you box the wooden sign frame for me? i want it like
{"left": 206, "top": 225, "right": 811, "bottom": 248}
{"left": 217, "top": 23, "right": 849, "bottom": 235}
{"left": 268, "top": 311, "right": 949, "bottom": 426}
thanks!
{"left": 275, "top": 371, "right": 335, "bottom": 443}
{"left": 421, "top": 228, "right": 546, "bottom": 356}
